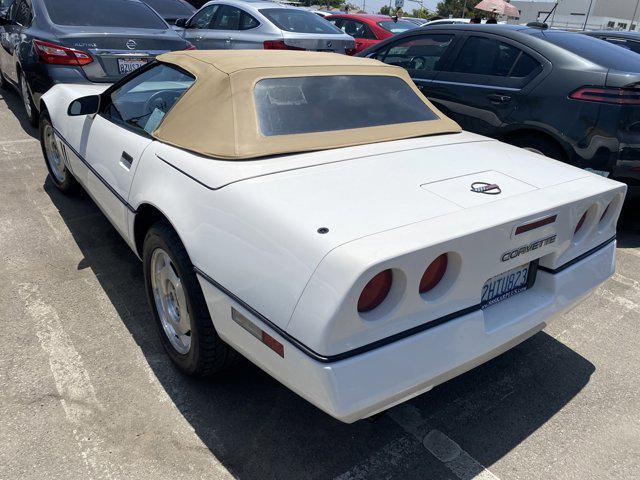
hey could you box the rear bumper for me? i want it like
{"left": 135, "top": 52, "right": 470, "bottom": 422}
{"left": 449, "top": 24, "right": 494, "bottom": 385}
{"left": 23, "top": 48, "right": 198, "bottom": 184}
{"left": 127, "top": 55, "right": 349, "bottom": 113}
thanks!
{"left": 199, "top": 239, "right": 615, "bottom": 423}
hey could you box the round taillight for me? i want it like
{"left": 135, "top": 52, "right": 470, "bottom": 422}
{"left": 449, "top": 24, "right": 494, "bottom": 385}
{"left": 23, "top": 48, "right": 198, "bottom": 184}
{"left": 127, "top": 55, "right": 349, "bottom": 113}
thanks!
{"left": 574, "top": 211, "right": 588, "bottom": 234}
{"left": 420, "top": 254, "right": 448, "bottom": 294}
{"left": 358, "top": 270, "right": 392, "bottom": 313}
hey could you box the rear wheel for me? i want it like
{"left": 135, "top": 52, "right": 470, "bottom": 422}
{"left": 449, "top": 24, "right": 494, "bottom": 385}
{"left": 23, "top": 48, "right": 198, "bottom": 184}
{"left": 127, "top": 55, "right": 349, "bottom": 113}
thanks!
{"left": 40, "top": 111, "right": 79, "bottom": 193}
{"left": 143, "top": 220, "right": 241, "bottom": 377}
{"left": 507, "top": 135, "right": 565, "bottom": 161}
{"left": 19, "top": 72, "right": 39, "bottom": 127}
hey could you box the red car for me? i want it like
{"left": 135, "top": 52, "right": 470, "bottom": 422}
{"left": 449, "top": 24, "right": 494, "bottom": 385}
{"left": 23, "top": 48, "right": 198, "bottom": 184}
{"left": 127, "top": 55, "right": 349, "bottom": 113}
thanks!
{"left": 326, "top": 14, "right": 418, "bottom": 54}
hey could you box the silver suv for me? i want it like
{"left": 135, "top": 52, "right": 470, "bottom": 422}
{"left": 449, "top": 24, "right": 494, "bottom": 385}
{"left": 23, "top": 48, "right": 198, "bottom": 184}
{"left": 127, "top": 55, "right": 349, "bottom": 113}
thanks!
{"left": 176, "top": 0, "right": 355, "bottom": 53}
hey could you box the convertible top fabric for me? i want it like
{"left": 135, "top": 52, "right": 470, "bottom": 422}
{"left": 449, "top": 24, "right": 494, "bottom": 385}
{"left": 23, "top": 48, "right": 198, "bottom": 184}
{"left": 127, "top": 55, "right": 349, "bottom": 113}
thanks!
{"left": 152, "top": 50, "right": 461, "bottom": 159}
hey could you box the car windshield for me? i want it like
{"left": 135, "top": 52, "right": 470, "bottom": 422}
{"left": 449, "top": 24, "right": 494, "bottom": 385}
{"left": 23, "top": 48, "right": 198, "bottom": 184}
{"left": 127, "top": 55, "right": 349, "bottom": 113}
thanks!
{"left": 42, "top": 0, "right": 168, "bottom": 29}
{"left": 143, "top": 0, "right": 193, "bottom": 17}
{"left": 377, "top": 19, "right": 418, "bottom": 33}
{"left": 254, "top": 75, "right": 438, "bottom": 136}
{"left": 260, "top": 8, "right": 343, "bottom": 34}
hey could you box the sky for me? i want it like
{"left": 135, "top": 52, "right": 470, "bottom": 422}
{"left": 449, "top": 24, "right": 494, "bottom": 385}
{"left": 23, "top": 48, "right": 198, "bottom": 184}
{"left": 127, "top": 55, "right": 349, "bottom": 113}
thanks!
{"left": 359, "top": 0, "right": 439, "bottom": 14}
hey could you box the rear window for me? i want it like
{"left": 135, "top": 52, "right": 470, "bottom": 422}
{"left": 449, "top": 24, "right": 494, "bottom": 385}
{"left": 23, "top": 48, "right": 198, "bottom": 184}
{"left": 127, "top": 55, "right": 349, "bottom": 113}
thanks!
{"left": 43, "top": 0, "right": 168, "bottom": 29}
{"left": 143, "top": 0, "right": 194, "bottom": 17}
{"left": 254, "top": 75, "right": 438, "bottom": 136}
{"left": 377, "top": 19, "right": 418, "bottom": 34}
{"left": 535, "top": 31, "right": 640, "bottom": 71}
{"left": 259, "top": 8, "right": 343, "bottom": 34}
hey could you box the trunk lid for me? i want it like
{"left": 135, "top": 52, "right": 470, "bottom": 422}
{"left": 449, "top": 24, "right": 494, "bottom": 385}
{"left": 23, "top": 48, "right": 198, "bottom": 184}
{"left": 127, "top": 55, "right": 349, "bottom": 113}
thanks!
{"left": 281, "top": 32, "right": 355, "bottom": 54}
{"left": 56, "top": 27, "right": 189, "bottom": 82}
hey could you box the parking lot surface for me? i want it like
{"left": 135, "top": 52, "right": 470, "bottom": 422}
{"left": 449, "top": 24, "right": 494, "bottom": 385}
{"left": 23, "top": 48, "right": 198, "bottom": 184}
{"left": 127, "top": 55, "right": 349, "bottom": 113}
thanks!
{"left": 1, "top": 87, "right": 639, "bottom": 480}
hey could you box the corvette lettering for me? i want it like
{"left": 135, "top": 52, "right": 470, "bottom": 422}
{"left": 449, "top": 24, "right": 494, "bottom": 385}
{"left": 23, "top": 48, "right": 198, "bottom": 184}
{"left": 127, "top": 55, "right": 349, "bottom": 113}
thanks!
{"left": 501, "top": 235, "right": 557, "bottom": 262}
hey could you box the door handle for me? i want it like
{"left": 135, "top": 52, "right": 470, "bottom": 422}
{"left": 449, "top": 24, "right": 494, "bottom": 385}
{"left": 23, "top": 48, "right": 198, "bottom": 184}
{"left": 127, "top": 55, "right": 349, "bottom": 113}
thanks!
{"left": 487, "top": 94, "right": 511, "bottom": 103}
{"left": 120, "top": 151, "right": 133, "bottom": 169}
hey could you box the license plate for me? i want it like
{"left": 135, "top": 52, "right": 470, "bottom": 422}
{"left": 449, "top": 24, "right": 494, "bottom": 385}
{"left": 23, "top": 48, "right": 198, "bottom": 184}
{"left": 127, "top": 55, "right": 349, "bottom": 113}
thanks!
{"left": 481, "top": 263, "right": 531, "bottom": 308}
{"left": 117, "top": 58, "right": 148, "bottom": 75}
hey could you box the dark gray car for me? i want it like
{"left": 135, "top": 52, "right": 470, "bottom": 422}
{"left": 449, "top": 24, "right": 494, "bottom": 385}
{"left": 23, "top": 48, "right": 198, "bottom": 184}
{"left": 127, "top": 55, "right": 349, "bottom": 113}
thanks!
{"left": 359, "top": 24, "right": 640, "bottom": 196}
{"left": 0, "top": 0, "right": 192, "bottom": 126}
{"left": 176, "top": 0, "right": 354, "bottom": 53}
{"left": 583, "top": 29, "right": 640, "bottom": 54}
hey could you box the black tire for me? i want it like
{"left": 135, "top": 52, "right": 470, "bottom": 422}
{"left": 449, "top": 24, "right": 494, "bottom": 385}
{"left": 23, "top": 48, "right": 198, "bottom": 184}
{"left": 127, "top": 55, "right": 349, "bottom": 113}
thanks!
{"left": 39, "top": 111, "right": 80, "bottom": 193}
{"left": 19, "top": 72, "right": 39, "bottom": 127}
{"left": 0, "top": 67, "right": 8, "bottom": 90}
{"left": 143, "top": 220, "right": 241, "bottom": 377}
{"left": 507, "top": 135, "right": 566, "bottom": 161}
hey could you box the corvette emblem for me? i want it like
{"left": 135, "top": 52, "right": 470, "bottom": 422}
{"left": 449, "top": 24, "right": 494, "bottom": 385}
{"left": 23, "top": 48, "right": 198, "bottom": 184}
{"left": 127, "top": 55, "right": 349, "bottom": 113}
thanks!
{"left": 126, "top": 39, "right": 137, "bottom": 50}
{"left": 471, "top": 182, "right": 501, "bottom": 195}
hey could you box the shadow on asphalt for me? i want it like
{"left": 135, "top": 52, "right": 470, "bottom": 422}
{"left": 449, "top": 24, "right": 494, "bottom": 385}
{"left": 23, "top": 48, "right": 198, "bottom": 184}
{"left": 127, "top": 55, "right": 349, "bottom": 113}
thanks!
{"left": 42, "top": 175, "right": 597, "bottom": 479}
{"left": 0, "top": 86, "right": 37, "bottom": 138}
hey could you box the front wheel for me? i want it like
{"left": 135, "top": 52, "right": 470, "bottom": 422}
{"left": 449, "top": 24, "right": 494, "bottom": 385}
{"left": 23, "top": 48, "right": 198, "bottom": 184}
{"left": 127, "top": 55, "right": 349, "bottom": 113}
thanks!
{"left": 40, "top": 112, "right": 79, "bottom": 193}
{"left": 143, "top": 221, "right": 241, "bottom": 377}
{"left": 20, "top": 72, "right": 39, "bottom": 127}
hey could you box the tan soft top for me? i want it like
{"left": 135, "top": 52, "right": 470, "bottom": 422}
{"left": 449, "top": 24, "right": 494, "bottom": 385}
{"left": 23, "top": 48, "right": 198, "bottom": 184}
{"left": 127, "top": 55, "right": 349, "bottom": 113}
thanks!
{"left": 153, "top": 50, "right": 461, "bottom": 159}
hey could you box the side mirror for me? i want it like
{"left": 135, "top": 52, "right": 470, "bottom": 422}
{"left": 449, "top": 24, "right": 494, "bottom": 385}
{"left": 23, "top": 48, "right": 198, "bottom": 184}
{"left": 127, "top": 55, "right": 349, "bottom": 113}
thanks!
{"left": 175, "top": 18, "right": 188, "bottom": 28}
{"left": 67, "top": 95, "right": 100, "bottom": 116}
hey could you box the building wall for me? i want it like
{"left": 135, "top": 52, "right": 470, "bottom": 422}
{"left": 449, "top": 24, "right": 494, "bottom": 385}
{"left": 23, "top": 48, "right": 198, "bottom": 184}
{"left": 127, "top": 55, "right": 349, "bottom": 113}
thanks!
{"left": 511, "top": 0, "right": 640, "bottom": 30}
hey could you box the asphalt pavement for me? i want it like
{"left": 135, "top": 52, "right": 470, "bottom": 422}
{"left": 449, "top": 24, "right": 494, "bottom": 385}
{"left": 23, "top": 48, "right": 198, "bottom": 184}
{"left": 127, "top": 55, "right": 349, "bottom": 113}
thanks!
{"left": 1, "top": 85, "right": 639, "bottom": 480}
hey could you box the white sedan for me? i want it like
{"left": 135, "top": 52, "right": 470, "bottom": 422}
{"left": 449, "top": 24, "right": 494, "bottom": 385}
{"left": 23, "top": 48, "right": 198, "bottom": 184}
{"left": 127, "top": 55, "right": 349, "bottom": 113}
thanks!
{"left": 40, "top": 50, "right": 625, "bottom": 423}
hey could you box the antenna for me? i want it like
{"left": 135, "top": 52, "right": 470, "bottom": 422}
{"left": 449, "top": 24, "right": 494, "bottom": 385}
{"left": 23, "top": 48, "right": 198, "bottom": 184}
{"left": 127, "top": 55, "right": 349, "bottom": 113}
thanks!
{"left": 543, "top": 1, "right": 558, "bottom": 24}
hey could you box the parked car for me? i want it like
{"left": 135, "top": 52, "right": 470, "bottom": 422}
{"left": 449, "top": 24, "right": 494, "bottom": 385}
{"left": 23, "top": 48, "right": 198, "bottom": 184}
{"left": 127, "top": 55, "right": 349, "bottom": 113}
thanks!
{"left": 175, "top": 0, "right": 354, "bottom": 53}
{"left": 143, "top": 0, "right": 195, "bottom": 25}
{"left": 325, "top": 14, "right": 417, "bottom": 54}
{"left": 360, "top": 24, "right": 640, "bottom": 195}
{"left": 402, "top": 17, "right": 431, "bottom": 26}
{"left": 40, "top": 50, "right": 624, "bottom": 422}
{"left": 0, "top": 0, "right": 193, "bottom": 126}
{"left": 583, "top": 29, "right": 640, "bottom": 54}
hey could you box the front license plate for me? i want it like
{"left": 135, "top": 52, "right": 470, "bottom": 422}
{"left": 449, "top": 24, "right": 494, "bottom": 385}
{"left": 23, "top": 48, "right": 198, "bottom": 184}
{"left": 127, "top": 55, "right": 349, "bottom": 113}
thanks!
{"left": 117, "top": 58, "right": 148, "bottom": 75}
{"left": 481, "top": 263, "right": 531, "bottom": 308}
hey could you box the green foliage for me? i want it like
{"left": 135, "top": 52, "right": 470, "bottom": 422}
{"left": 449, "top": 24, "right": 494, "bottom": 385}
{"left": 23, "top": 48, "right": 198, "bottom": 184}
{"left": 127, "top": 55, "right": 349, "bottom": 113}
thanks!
{"left": 435, "top": 0, "right": 481, "bottom": 18}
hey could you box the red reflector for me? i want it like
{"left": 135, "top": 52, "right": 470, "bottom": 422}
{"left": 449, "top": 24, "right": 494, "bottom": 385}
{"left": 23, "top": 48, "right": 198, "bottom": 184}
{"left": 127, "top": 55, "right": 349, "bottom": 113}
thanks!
{"left": 575, "top": 211, "right": 588, "bottom": 234}
{"left": 358, "top": 270, "right": 392, "bottom": 312}
{"left": 515, "top": 215, "right": 557, "bottom": 235}
{"left": 419, "top": 254, "right": 448, "bottom": 294}
{"left": 570, "top": 86, "right": 640, "bottom": 105}
{"left": 231, "top": 307, "right": 284, "bottom": 358}
{"left": 185, "top": 43, "right": 197, "bottom": 50}
{"left": 33, "top": 39, "right": 93, "bottom": 66}
{"left": 261, "top": 331, "right": 284, "bottom": 357}
{"left": 263, "top": 40, "right": 305, "bottom": 50}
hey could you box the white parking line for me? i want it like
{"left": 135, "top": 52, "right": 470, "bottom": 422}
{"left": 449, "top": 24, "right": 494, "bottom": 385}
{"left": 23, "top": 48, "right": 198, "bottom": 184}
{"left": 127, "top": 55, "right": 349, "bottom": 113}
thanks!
{"left": 17, "top": 283, "right": 121, "bottom": 480}
{"left": 390, "top": 404, "right": 500, "bottom": 480}
{"left": 0, "top": 138, "right": 38, "bottom": 145}
{"left": 423, "top": 430, "right": 499, "bottom": 480}
{"left": 334, "top": 404, "right": 500, "bottom": 480}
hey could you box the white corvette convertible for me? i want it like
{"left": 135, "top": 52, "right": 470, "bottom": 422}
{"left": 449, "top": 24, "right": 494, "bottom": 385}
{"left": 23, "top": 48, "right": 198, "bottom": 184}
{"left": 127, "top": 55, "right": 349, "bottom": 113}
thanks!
{"left": 40, "top": 51, "right": 624, "bottom": 423}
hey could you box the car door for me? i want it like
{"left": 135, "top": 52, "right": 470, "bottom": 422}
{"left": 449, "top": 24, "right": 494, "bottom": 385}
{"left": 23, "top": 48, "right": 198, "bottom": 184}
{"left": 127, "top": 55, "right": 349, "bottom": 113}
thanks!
{"left": 330, "top": 18, "right": 377, "bottom": 53}
{"left": 424, "top": 33, "right": 544, "bottom": 136}
{"left": 180, "top": 3, "right": 219, "bottom": 49}
{"left": 1, "top": 0, "right": 30, "bottom": 84}
{"left": 79, "top": 63, "right": 195, "bottom": 236}
{"left": 226, "top": 8, "right": 261, "bottom": 49}
{"left": 207, "top": 4, "right": 259, "bottom": 49}
{"left": 371, "top": 32, "right": 458, "bottom": 93}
